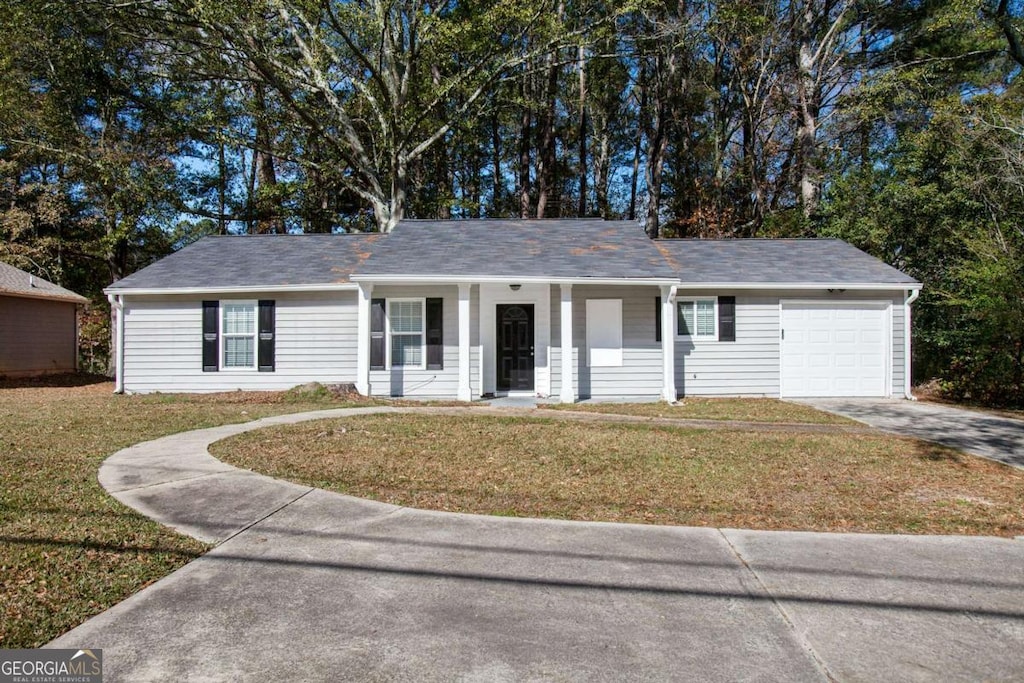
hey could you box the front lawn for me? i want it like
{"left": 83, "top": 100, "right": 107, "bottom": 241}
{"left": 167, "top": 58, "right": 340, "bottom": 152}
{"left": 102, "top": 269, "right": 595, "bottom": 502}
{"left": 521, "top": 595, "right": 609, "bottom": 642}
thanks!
{"left": 538, "top": 398, "right": 855, "bottom": 425}
{"left": 213, "top": 413, "right": 1024, "bottom": 538}
{"left": 0, "top": 377, "right": 378, "bottom": 648}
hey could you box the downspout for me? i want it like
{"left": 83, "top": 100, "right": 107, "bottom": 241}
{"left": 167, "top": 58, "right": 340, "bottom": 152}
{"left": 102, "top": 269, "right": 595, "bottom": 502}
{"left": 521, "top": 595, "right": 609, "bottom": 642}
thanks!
{"left": 107, "top": 293, "right": 125, "bottom": 394}
{"left": 904, "top": 288, "right": 920, "bottom": 400}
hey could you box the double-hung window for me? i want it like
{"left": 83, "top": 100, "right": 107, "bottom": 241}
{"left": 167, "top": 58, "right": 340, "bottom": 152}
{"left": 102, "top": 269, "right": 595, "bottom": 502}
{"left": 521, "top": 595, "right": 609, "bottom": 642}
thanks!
{"left": 388, "top": 299, "right": 425, "bottom": 368}
{"left": 677, "top": 299, "right": 717, "bottom": 339}
{"left": 222, "top": 301, "right": 257, "bottom": 368}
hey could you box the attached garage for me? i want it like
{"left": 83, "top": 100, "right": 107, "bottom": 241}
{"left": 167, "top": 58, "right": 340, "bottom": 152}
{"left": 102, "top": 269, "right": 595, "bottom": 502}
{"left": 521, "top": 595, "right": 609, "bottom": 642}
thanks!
{"left": 780, "top": 301, "right": 890, "bottom": 398}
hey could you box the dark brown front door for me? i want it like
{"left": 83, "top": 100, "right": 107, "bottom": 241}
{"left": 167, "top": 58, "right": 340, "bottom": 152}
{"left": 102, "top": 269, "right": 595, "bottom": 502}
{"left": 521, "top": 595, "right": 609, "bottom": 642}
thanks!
{"left": 497, "top": 304, "right": 535, "bottom": 391}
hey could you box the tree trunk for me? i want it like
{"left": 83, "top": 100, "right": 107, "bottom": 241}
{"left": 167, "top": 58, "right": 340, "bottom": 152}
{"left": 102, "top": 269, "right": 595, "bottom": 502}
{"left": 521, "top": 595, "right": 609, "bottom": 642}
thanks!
{"left": 644, "top": 53, "right": 676, "bottom": 239}
{"left": 217, "top": 142, "right": 228, "bottom": 234}
{"left": 644, "top": 118, "right": 667, "bottom": 238}
{"left": 536, "top": 0, "right": 565, "bottom": 219}
{"left": 577, "top": 44, "right": 588, "bottom": 217}
{"left": 253, "top": 82, "right": 283, "bottom": 234}
{"left": 796, "top": 73, "right": 820, "bottom": 220}
{"left": 245, "top": 148, "right": 257, "bottom": 234}
{"left": 432, "top": 65, "right": 452, "bottom": 219}
{"left": 519, "top": 75, "right": 532, "bottom": 219}
{"left": 383, "top": 156, "right": 407, "bottom": 232}
{"left": 594, "top": 118, "right": 611, "bottom": 219}
{"left": 742, "top": 113, "right": 763, "bottom": 236}
{"left": 491, "top": 105, "right": 503, "bottom": 215}
{"left": 628, "top": 63, "right": 646, "bottom": 222}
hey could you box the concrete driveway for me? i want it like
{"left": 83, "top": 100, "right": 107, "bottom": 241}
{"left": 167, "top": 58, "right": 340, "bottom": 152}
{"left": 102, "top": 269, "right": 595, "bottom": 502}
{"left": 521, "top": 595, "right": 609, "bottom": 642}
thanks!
{"left": 797, "top": 399, "right": 1024, "bottom": 469}
{"left": 49, "top": 408, "right": 1024, "bottom": 682}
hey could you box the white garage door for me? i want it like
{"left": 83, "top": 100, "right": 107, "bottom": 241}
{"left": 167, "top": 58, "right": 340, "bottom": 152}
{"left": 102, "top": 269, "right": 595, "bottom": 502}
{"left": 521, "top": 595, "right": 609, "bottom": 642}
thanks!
{"left": 780, "top": 302, "right": 889, "bottom": 398}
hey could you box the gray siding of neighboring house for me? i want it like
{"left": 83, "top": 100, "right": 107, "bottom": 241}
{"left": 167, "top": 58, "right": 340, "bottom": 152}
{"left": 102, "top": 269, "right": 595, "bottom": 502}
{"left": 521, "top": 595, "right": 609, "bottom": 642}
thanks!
{"left": 0, "top": 295, "right": 78, "bottom": 376}
{"left": 673, "top": 289, "right": 907, "bottom": 397}
{"left": 122, "top": 291, "right": 359, "bottom": 393}
{"left": 549, "top": 285, "right": 663, "bottom": 400}
{"left": 368, "top": 285, "right": 480, "bottom": 398}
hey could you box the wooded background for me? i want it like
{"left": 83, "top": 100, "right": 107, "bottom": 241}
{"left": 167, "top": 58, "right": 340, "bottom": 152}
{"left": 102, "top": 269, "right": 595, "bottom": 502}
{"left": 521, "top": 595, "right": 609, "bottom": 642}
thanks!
{"left": 1, "top": 0, "right": 1022, "bottom": 405}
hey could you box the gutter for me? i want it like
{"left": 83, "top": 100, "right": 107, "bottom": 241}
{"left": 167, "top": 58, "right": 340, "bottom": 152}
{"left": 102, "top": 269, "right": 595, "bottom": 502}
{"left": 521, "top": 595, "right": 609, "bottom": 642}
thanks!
{"left": 350, "top": 274, "right": 680, "bottom": 287}
{"left": 904, "top": 288, "right": 921, "bottom": 400}
{"left": 673, "top": 282, "right": 924, "bottom": 291}
{"left": 103, "top": 283, "right": 359, "bottom": 296}
{"left": 107, "top": 293, "right": 125, "bottom": 394}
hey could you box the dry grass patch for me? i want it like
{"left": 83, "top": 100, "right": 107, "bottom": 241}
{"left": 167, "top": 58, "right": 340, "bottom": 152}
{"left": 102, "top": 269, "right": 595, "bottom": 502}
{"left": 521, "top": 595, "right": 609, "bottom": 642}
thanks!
{"left": 213, "top": 414, "right": 1024, "bottom": 538}
{"left": 539, "top": 398, "right": 855, "bottom": 425}
{"left": 0, "top": 376, "right": 382, "bottom": 648}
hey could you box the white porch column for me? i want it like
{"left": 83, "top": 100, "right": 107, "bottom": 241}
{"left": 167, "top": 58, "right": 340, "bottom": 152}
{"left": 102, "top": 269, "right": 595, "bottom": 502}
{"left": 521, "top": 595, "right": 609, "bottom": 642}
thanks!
{"left": 356, "top": 283, "right": 373, "bottom": 396}
{"left": 661, "top": 285, "right": 677, "bottom": 402}
{"left": 559, "top": 284, "right": 574, "bottom": 403}
{"left": 458, "top": 283, "right": 472, "bottom": 402}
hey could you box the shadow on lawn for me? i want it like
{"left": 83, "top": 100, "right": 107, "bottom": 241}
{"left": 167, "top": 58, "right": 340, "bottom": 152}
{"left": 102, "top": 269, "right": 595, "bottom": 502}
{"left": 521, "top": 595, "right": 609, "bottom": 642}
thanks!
{"left": 0, "top": 534, "right": 205, "bottom": 561}
{"left": 0, "top": 372, "right": 110, "bottom": 390}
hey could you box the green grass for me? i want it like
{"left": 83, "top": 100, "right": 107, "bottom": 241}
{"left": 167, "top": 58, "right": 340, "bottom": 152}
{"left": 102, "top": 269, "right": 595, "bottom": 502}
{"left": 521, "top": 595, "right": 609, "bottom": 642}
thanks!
{"left": 213, "top": 413, "right": 1024, "bottom": 538}
{"left": 538, "top": 398, "right": 855, "bottom": 425}
{"left": 0, "top": 377, "right": 381, "bottom": 648}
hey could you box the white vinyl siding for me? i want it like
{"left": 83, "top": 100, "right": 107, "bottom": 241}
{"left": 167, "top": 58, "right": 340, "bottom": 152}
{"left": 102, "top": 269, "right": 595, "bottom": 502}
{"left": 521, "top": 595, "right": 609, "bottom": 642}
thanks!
{"left": 550, "top": 285, "right": 663, "bottom": 400}
{"left": 674, "top": 289, "right": 907, "bottom": 398}
{"left": 369, "top": 285, "right": 480, "bottom": 398}
{"left": 892, "top": 294, "right": 906, "bottom": 396}
{"left": 121, "top": 291, "right": 358, "bottom": 393}
{"left": 0, "top": 295, "right": 78, "bottom": 376}
{"left": 586, "top": 299, "right": 623, "bottom": 367}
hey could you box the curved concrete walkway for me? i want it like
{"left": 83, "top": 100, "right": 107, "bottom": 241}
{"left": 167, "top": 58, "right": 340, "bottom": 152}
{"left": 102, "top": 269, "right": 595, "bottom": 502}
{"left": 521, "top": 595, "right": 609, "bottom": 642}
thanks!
{"left": 50, "top": 408, "right": 1024, "bottom": 682}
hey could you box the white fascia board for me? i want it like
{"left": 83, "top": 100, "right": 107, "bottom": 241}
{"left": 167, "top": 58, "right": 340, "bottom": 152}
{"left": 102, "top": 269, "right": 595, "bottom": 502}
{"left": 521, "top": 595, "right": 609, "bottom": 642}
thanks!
{"left": 102, "top": 283, "right": 359, "bottom": 296}
{"left": 351, "top": 274, "right": 678, "bottom": 286}
{"left": 675, "top": 282, "right": 923, "bottom": 291}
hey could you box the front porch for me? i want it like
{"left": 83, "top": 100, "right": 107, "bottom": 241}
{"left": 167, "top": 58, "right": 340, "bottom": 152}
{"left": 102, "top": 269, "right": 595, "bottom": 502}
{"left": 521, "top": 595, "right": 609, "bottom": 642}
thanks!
{"left": 352, "top": 280, "right": 679, "bottom": 403}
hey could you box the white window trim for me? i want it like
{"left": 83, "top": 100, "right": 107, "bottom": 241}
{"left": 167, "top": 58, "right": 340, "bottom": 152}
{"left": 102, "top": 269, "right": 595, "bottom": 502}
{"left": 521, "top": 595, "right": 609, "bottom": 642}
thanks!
{"left": 677, "top": 297, "right": 718, "bottom": 341}
{"left": 386, "top": 297, "right": 427, "bottom": 370}
{"left": 220, "top": 299, "right": 257, "bottom": 370}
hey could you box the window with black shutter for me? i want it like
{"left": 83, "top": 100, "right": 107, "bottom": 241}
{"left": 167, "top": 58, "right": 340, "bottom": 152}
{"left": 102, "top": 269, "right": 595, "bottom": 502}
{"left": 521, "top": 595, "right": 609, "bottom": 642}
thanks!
{"left": 718, "top": 296, "right": 736, "bottom": 342}
{"left": 426, "top": 297, "right": 443, "bottom": 370}
{"left": 258, "top": 300, "right": 276, "bottom": 371}
{"left": 202, "top": 301, "right": 219, "bottom": 372}
{"left": 370, "top": 298, "right": 385, "bottom": 369}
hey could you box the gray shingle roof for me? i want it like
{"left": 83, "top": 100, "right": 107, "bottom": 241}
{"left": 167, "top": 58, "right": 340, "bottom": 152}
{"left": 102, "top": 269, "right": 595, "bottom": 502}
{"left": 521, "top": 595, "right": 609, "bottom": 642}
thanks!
{"left": 357, "top": 219, "right": 677, "bottom": 280}
{"left": 0, "top": 261, "right": 88, "bottom": 303}
{"left": 654, "top": 239, "right": 920, "bottom": 285}
{"left": 107, "top": 234, "right": 384, "bottom": 291}
{"left": 106, "top": 225, "right": 920, "bottom": 292}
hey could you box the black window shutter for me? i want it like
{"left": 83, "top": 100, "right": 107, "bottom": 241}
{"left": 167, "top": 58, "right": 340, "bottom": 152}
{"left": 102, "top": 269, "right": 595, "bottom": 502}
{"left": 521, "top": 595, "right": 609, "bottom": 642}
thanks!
{"left": 258, "top": 300, "right": 276, "bottom": 372}
{"left": 370, "top": 298, "right": 385, "bottom": 369}
{"left": 655, "top": 296, "right": 662, "bottom": 342}
{"left": 719, "top": 296, "right": 736, "bottom": 342}
{"left": 202, "top": 301, "right": 219, "bottom": 372}
{"left": 426, "top": 297, "right": 443, "bottom": 370}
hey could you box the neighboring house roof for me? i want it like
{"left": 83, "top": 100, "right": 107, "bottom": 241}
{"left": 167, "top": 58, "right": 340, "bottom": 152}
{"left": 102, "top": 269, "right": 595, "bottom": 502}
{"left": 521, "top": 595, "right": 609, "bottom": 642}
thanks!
{"left": 355, "top": 219, "right": 678, "bottom": 281}
{"left": 654, "top": 239, "right": 921, "bottom": 286}
{"left": 107, "top": 234, "right": 384, "bottom": 292}
{"left": 0, "top": 261, "right": 89, "bottom": 303}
